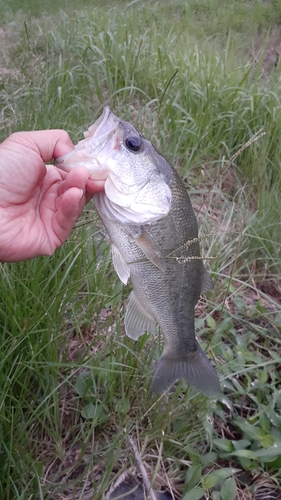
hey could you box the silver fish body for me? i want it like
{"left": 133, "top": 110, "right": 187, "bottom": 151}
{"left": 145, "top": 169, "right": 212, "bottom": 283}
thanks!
{"left": 56, "top": 108, "right": 220, "bottom": 396}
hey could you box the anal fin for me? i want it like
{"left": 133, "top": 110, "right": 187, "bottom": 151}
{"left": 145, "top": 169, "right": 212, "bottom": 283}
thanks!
{"left": 125, "top": 291, "right": 158, "bottom": 340}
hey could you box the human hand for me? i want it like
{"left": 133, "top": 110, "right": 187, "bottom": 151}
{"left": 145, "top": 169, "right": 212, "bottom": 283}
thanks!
{"left": 0, "top": 130, "right": 105, "bottom": 262}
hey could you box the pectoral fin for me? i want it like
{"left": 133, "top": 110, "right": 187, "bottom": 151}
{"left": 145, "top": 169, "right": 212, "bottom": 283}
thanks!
{"left": 133, "top": 228, "right": 166, "bottom": 272}
{"left": 201, "top": 269, "right": 214, "bottom": 293}
{"left": 111, "top": 244, "right": 130, "bottom": 284}
{"left": 125, "top": 291, "right": 158, "bottom": 340}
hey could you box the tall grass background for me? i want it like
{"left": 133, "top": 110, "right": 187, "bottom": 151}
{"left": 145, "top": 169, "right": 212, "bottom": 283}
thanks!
{"left": 0, "top": 1, "right": 281, "bottom": 498}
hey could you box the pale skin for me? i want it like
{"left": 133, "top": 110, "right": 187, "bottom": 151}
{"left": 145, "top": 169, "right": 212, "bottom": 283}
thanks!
{"left": 0, "top": 130, "right": 105, "bottom": 262}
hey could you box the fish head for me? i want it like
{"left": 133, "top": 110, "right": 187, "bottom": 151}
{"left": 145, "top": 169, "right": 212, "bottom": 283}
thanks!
{"left": 55, "top": 107, "right": 172, "bottom": 224}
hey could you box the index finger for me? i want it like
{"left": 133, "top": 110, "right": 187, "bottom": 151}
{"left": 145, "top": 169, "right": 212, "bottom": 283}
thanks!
{"left": 6, "top": 130, "right": 75, "bottom": 163}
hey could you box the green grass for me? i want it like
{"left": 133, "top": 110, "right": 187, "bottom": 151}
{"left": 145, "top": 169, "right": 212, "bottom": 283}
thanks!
{"left": 1, "top": 1, "right": 281, "bottom": 499}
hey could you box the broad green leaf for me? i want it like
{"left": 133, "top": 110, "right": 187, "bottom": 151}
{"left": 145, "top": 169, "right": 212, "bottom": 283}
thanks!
{"left": 231, "top": 449, "right": 257, "bottom": 458}
{"left": 211, "top": 493, "right": 221, "bottom": 500}
{"left": 260, "top": 434, "right": 275, "bottom": 448}
{"left": 268, "top": 455, "right": 281, "bottom": 470}
{"left": 81, "top": 402, "right": 108, "bottom": 424}
{"left": 182, "top": 487, "right": 205, "bottom": 500}
{"left": 75, "top": 371, "right": 90, "bottom": 397}
{"left": 232, "top": 439, "right": 251, "bottom": 450}
{"left": 220, "top": 476, "right": 237, "bottom": 500}
{"left": 232, "top": 442, "right": 281, "bottom": 459}
{"left": 202, "top": 468, "right": 240, "bottom": 490}
{"left": 186, "top": 447, "right": 201, "bottom": 464}
{"left": 75, "top": 370, "right": 96, "bottom": 398}
{"left": 81, "top": 402, "right": 96, "bottom": 419}
{"left": 212, "top": 438, "right": 233, "bottom": 452}
{"left": 206, "top": 315, "right": 216, "bottom": 330}
{"left": 250, "top": 442, "right": 281, "bottom": 458}
{"left": 185, "top": 465, "right": 202, "bottom": 488}
{"left": 238, "top": 457, "right": 253, "bottom": 470}
{"left": 259, "top": 412, "right": 271, "bottom": 433}
{"left": 201, "top": 451, "right": 218, "bottom": 467}
{"left": 235, "top": 421, "right": 263, "bottom": 441}
{"left": 115, "top": 397, "right": 131, "bottom": 414}
{"left": 258, "top": 367, "right": 268, "bottom": 384}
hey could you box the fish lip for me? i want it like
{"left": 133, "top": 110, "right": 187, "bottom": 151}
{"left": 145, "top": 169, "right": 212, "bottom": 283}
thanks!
{"left": 85, "top": 107, "right": 119, "bottom": 146}
{"left": 55, "top": 107, "right": 119, "bottom": 168}
{"left": 85, "top": 106, "right": 113, "bottom": 138}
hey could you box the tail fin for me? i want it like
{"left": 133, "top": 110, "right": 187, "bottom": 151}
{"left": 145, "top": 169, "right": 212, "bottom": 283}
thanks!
{"left": 152, "top": 344, "right": 221, "bottom": 397}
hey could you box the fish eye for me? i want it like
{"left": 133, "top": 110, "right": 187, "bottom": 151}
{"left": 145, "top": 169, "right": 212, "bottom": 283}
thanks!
{"left": 125, "top": 136, "right": 143, "bottom": 152}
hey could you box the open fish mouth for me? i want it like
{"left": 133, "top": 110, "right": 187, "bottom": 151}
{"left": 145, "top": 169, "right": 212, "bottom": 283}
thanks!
{"left": 84, "top": 107, "right": 117, "bottom": 140}
{"left": 82, "top": 107, "right": 119, "bottom": 153}
{"left": 55, "top": 107, "right": 119, "bottom": 177}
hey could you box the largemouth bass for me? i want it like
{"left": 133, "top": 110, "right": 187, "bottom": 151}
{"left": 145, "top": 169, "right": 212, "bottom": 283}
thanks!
{"left": 55, "top": 108, "right": 221, "bottom": 396}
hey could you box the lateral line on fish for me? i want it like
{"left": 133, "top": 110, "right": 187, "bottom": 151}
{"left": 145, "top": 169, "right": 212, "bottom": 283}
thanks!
{"left": 126, "top": 256, "right": 157, "bottom": 265}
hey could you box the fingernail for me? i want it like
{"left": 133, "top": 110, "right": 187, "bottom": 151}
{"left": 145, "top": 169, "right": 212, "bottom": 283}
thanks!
{"left": 79, "top": 189, "right": 84, "bottom": 200}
